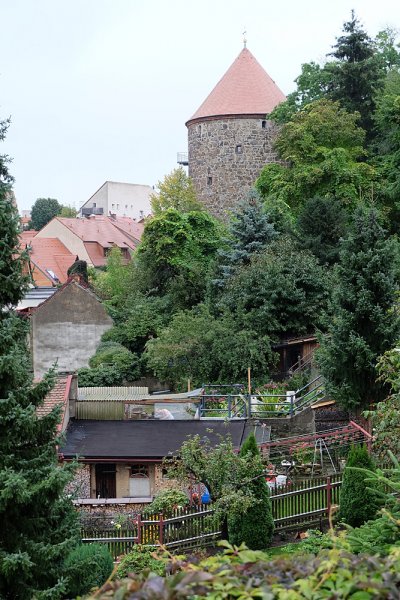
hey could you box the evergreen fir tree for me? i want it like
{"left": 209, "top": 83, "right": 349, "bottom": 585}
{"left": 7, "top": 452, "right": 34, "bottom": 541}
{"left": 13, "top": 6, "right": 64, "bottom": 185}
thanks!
{"left": 214, "top": 189, "right": 277, "bottom": 289}
{"left": 228, "top": 433, "right": 274, "bottom": 549}
{"left": 338, "top": 445, "right": 378, "bottom": 527}
{"left": 297, "top": 195, "right": 349, "bottom": 265}
{"left": 0, "top": 121, "right": 79, "bottom": 599}
{"left": 318, "top": 205, "right": 400, "bottom": 411}
{"left": 328, "top": 11, "right": 383, "bottom": 137}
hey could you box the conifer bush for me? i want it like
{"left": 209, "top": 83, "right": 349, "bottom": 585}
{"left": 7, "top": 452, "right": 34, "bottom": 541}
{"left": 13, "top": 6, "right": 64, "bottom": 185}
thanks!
{"left": 338, "top": 444, "right": 379, "bottom": 527}
{"left": 228, "top": 433, "right": 274, "bottom": 549}
{"left": 63, "top": 543, "right": 114, "bottom": 598}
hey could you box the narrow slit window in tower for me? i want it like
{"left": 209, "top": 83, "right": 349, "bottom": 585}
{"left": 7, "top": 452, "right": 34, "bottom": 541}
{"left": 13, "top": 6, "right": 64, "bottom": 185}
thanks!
{"left": 262, "top": 120, "right": 267, "bottom": 129}
{"left": 235, "top": 144, "right": 242, "bottom": 154}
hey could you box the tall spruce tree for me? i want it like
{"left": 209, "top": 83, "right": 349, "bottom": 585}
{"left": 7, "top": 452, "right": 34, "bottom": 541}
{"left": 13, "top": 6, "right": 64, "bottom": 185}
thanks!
{"left": 213, "top": 189, "right": 277, "bottom": 289}
{"left": 318, "top": 205, "right": 400, "bottom": 411}
{"left": 328, "top": 11, "right": 383, "bottom": 137}
{"left": 0, "top": 120, "right": 79, "bottom": 599}
{"left": 228, "top": 433, "right": 274, "bottom": 549}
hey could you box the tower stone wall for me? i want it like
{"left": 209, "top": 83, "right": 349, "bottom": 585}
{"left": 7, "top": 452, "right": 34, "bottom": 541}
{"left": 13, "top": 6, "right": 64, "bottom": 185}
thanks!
{"left": 188, "top": 116, "right": 281, "bottom": 219}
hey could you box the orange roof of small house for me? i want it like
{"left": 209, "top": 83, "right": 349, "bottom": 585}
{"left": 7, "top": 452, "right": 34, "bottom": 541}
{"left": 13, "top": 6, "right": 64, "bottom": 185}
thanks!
{"left": 36, "top": 375, "right": 72, "bottom": 433}
{"left": 56, "top": 216, "right": 144, "bottom": 250}
{"left": 187, "top": 47, "right": 285, "bottom": 125}
{"left": 20, "top": 235, "right": 76, "bottom": 285}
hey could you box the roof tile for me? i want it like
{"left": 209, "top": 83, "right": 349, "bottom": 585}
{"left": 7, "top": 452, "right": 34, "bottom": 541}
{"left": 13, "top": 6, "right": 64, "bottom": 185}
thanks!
{"left": 187, "top": 47, "right": 285, "bottom": 124}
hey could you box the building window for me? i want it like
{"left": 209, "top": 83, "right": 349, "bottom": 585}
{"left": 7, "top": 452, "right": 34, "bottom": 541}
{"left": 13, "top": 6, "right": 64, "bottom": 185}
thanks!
{"left": 125, "top": 204, "right": 128, "bottom": 209}
{"left": 93, "top": 202, "right": 97, "bottom": 207}
{"left": 262, "top": 120, "right": 267, "bottom": 129}
{"left": 207, "top": 176, "right": 212, "bottom": 186}
{"left": 111, "top": 204, "right": 115, "bottom": 209}
{"left": 222, "top": 123, "right": 228, "bottom": 130}
{"left": 235, "top": 144, "right": 242, "bottom": 154}
{"left": 130, "top": 464, "right": 149, "bottom": 478}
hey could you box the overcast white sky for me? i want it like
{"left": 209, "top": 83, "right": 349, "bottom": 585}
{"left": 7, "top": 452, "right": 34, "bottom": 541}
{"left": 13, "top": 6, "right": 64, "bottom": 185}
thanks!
{"left": 1, "top": 0, "right": 399, "bottom": 212}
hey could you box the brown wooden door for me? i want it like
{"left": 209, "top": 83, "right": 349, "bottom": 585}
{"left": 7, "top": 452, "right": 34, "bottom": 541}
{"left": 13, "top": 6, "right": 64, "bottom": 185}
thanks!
{"left": 95, "top": 464, "right": 116, "bottom": 498}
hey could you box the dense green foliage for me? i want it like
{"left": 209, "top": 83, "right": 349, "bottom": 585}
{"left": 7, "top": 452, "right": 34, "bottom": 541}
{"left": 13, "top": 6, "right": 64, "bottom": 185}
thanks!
{"left": 137, "top": 208, "right": 223, "bottom": 307}
{"left": 91, "top": 541, "right": 400, "bottom": 599}
{"left": 328, "top": 11, "right": 384, "bottom": 136}
{"left": 164, "top": 434, "right": 268, "bottom": 540}
{"left": 338, "top": 445, "right": 378, "bottom": 527}
{"left": 150, "top": 167, "right": 202, "bottom": 214}
{"left": 116, "top": 545, "right": 165, "bottom": 578}
{"left": 365, "top": 345, "right": 400, "bottom": 459}
{"left": 63, "top": 543, "right": 114, "bottom": 598}
{"left": 257, "top": 99, "right": 373, "bottom": 212}
{"left": 0, "top": 123, "right": 79, "bottom": 599}
{"left": 213, "top": 190, "right": 277, "bottom": 289}
{"left": 318, "top": 206, "right": 400, "bottom": 410}
{"left": 219, "top": 236, "right": 330, "bottom": 339}
{"left": 30, "top": 197, "right": 62, "bottom": 230}
{"left": 344, "top": 453, "right": 400, "bottom": 555}
{"left": 296, "top": 195, "right": 349, "bottom": 265}
{"left": 228, "top": 434, "right": 274, "bottom": 549}
{"left": 142, "top": 489, "right": 189, "bottom": 517}
{"left": 146, "top": 304, "right": 273, "bottom": 389}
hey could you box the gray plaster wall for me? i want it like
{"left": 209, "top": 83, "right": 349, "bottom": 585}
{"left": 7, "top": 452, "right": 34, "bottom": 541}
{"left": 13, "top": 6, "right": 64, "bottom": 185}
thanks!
{"left": 187, "top": 116, "right": 281, "bottom": 219}
{"left": 31, "top": 282, "right": 113, "bottom": 378}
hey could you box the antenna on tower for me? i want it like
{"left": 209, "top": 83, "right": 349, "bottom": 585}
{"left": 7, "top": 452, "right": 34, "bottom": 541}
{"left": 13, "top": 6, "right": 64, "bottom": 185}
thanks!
{"left": 242, "top": 28, "right": 247, "bottom": 48}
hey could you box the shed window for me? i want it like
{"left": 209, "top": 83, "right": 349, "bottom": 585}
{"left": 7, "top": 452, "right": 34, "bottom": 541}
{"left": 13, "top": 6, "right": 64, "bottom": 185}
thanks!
{"left": 130, "top": 464, "right": 149, "bottom": 478}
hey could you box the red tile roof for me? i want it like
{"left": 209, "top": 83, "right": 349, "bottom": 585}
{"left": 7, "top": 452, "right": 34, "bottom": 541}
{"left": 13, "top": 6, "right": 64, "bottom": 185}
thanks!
{"left": 21, "top": 236, "right": 76, "bottom": 284}
{"left": 36, "top": 375, "right": 72, "bottom": 433}
{"left": 57, "top": 216, "right": 143, "bottom": 251}
{"left": 187, "top": 47, "right": 286, "bottom": 125}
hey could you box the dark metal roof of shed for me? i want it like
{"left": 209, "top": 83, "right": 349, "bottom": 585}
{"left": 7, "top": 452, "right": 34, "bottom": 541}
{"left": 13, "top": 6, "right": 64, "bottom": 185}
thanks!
{"left": 60, "top": 419, "right": 269, "bottom": 460}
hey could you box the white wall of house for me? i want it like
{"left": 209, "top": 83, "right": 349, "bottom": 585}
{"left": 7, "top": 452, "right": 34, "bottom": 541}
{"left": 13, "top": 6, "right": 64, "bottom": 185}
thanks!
{"left": 80, "top": 181, "right": 153, "bottom": 220}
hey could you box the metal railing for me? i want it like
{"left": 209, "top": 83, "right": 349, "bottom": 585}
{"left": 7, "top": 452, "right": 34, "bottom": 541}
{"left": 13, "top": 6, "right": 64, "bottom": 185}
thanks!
{"left": 199, "top": 375, "right": 325, "bottom": 419}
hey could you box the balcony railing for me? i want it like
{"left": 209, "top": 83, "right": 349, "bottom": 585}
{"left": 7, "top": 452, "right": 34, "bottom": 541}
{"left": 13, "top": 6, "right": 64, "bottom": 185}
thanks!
{"left": 177, "top": 152, "right": 188, "bottom": 166}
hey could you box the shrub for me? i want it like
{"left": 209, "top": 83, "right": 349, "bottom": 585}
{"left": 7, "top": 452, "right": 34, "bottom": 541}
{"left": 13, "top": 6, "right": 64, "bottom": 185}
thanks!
{"left": 338, "top": 444, "right": 379, "bottom": 527}
{"left": 116, "top": 545, "right": 165, "bottom": 578}
{"left": 228, "top": 433, "right": 274, "bottom": 549}
{"left": 88, "top": 541, "right": 400, "bottom": 599}
{"left": 142, "top": 489, "right": 189, "bottom": 517}
{"left": 63, "top": 543, "right": 114, "bottom": 598}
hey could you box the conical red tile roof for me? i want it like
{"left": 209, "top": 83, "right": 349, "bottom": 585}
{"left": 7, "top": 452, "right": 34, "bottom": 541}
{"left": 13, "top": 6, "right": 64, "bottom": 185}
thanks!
{"left": 186, "top": 47, "right": 285, "bottom": 125}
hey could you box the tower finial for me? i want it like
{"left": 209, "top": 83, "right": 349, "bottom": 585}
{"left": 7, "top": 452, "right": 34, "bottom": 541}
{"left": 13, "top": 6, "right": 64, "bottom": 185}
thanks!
{"left": 242, "top": 28, "right": 247, "bottom": 48}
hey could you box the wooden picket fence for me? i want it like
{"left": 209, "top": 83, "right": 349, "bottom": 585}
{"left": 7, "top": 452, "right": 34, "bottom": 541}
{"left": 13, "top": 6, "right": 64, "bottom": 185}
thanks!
{"left": 270, "top": 474, "right": 342, "bottom": 531}
{"left": 81, "top": 476, "right": 342, "bottom": 559}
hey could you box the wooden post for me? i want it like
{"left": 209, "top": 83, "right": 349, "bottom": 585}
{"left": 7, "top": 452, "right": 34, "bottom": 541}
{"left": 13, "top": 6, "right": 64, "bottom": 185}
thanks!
{"left": 247, "top": 367, "right": 251, "bottom": 396}
{"left": 159, "top": 514, "right": 164, "bottom": 545}
{"left": 188, "top": 378, "right": 191, "bottom": 392}
{"left": 136, "top": 513, "right": 142, "bottom": 544}
{"left": 326, "top": 476, "right": 331, "bottom": 517}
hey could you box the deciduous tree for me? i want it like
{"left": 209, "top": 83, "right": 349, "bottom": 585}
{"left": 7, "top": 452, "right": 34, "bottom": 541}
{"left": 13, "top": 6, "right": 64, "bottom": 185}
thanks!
{"left": 256, "top": 100, "right": 373, "bottom": 212}
{"left": 150, "top": 167, "right": 202, "bottom": 214}
{"left": 30, "top": 196, "right": 61, "bottom": 230}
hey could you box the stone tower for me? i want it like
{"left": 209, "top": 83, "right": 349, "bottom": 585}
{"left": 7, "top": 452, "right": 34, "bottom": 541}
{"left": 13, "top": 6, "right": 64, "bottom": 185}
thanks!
{"left": 186, "top": 47, "right": 286, "bottom": 219}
